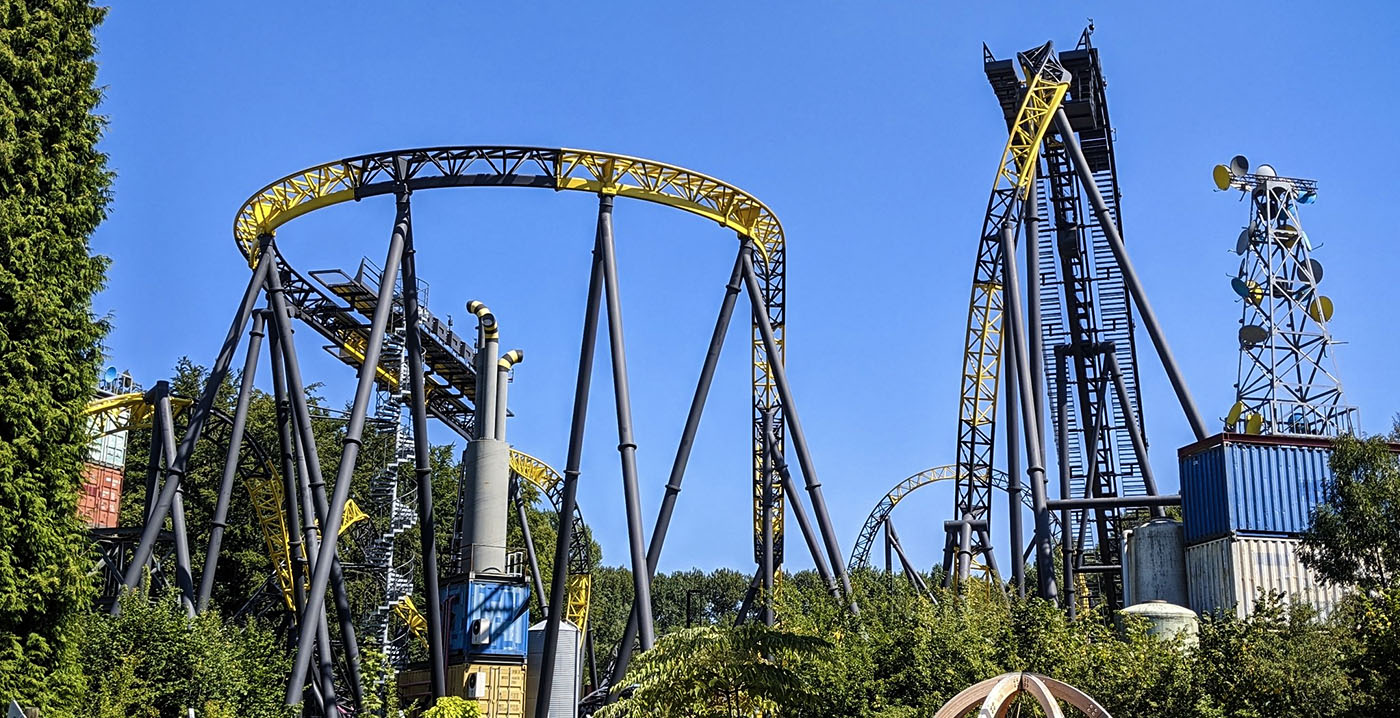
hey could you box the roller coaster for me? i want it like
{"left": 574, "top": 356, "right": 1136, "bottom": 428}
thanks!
{"left": 101, "top": 145, "right": 854, "bottom": 717}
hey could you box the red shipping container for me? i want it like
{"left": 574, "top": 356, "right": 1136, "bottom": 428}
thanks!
{"left": 79, "top": 463, "right": 124, "bottom": 528}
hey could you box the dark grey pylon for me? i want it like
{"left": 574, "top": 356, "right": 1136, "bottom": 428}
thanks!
{"left": 762, "top": 419, "right": 837, "bottom": 598}
{"left": 264, "top": 242, "right": 364, "bottom": 710}
{"left": 608, "top": 247, "right": 745, "bottom": 688}
{"left": 760, "top": 406, "right": 775, "bottom": 627}
{"left": 739, "top": 243, "right": 857, "bottom": 613}
{"left": 398, "top": 205, "right": 448, "bottom": 699}
{"left": 596, "top": 195, "right": 657, "bottom": 652}
{"left": 1005, "top": 318, "right": 1025, "bottom": 597}
{"left": 154, "top": 389, "right": 195, "bottom": 617}
{"left": 120, "top": 250, "right": 273, "bottom": 602}
{"left": 267, "top": 322, "right": 308, "bottom": 622}
{"left": 533, "top": 209, "right": 606, "bottom": 718}
{"left": 197, "top": 311, "right": 266, "bottom": 612}
{"left": 284, "top": 192, "right": 407, "bottom": 704}
{"left": 999, "top": 227, "right": 1057, "bottom": 603}
{"left": 885, "top": 517, "right": 929, "bottom": 597}
{"left": 512, "top": 484, "right": 546, "bottom": 617}
{"left": 1052, "top": 109, "right": 1209, "bottom": 442}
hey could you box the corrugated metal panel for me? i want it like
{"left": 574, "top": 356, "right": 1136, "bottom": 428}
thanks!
{"left": 527, "top": 620, "right": 580, "bottom": 718}
{"left": 1179, "top": 435, "right": 1333, "bottom": 543}
{"left": 402, "top": 662, "right": 526, "bottom": 716}
{"left": 78, "top": 463, "right": 123, "bottom": 528}
{"left": 443, "top": 578, "right": 529, "bottom": 659}
{"left": 1185, "top": 534, "right": 1348, "bottom": 619}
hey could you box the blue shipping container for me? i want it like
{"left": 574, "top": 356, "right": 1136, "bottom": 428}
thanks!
{"left": 441, "top": 578, "right": 529, "bottom": 660}
{"left": 1178, "top": 433, "right": 1332, "bottom": 545}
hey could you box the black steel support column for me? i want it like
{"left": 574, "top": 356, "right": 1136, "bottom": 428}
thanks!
{"left": 513, "top": 484, "right": 546, "bottom": 618}
{"left": 155, "top": 390, "right": 195, "bottom": 616}
{"left": 1000, "top": 227, "right": 1057, "bottom": 604}
{"left": 1025, "top": 168, "right": 1048, "bottom": 460}
{"left": 121, "top": 251, "right": 273, "bottom": 599}
{"left": 1055, "top": 350, "right": 1075, "bottom": 618}
{"left": 739, "top": 243, "right": 857, "bottom": 612}
{"left": 596, "top": 195, "right": 658, "bottom": 652}
{"left": 265, "top": 243, "right": 365, "bottom": 710}
{"left": 885, "top": 517, "right": 929, "bottom": 596}
{"left": 198, "top": 312, "right": 266, "bottom": 612}
{"left": 760, "top": 407, "right": 775, "bottom": 627}
{"left": 1104, "top": 351, "right": 1162, "bottom": 516}
{"left": 398, "top": 198, "right": 448, "bottom": 698}
{"left": 285, "top": 195, "right": 407, "bottom": 703}
{"left": 268, "top": 323, "right": 308, "bottom": 624}
{"left": 763, "top": 421, "right": 837, "bottom": 597}
{"left": 534, "top": 212, "right": 606, "bottom": 718}
{"left": 141, "top": 386, "right": 164, "bottom": 525}
{"left": 1053, "top": 109, "right": 1209, "bottom": 441}
{"left": 1005, "top": 322, "right": 1025, "bottom": 597}
{"left": 609, "top": 248, "right": 744, "bottom": 687}
{"left": 883, "top": 518, "right": 894, "bottom": 587}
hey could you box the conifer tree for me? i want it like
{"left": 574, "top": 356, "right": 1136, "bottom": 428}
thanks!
{"left": 0, "top": 0, "right": 110, "bottom": 711}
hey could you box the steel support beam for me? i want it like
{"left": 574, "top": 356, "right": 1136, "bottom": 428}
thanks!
{"left": 740, "top": 243, "right": 856, "bottom": 612}
{"left": 120, "top": 250, "right": 273, "bottom": 601}
{"left": 154, "top": 391, "right": 195, "bottom": 617}
{"left": 285, "top": 194, "right": 407, "bottom": 705}
{"left": 1053, "top": 109, "right": 1209, "bottom": 441}
{"left": 399, "top": 200, "right": 448, "bottom": 699}
{"left": 1048, "top": 495, "right": 1181, "bottom": 510}
{"left": 1005, "top": 321, "right": 1025, "bottom": 597}
{"left": 197, "top": 312, "right": 266, "bottom": 612}
{"left": 534, "top": 207, "right": 606, "bottom": 718}
{"left": 596, "top": 195, "right": 657, "bottom": 653}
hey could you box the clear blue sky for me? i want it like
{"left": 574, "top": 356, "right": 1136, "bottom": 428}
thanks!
{"left": 92, "top": 2, "right": 1400, "bottom": 575}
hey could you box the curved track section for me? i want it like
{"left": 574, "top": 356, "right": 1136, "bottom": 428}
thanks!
{"left": 850, "top": 464, "right": 1061, "bottom": 570}
{"left": 235, "top": 146, "right": 790, "bottom": 567}
{"left": 507, "top": 450, "right": 593, "bottom": 631}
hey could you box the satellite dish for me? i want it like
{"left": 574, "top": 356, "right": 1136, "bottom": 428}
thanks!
{"left": 1256, "top": 164, "right": 1277, "bottom": 177}
{"left": 1231, "top": 277, "right": 1264, "bottom": 305}
{"left": 1296, "top": 258, "right": 1324, "bottom": 284}
{"left": 103, "top": 366, "right": 117, "bottom": 383}
{"left": 1212, "top": 164, "right": 1233, "bottom": 191}
{"left": 1226, "top": 401, "right": 1246, "bottom": 427}
{"left": 1298, "top": 190, "right": 1318, "bottom": 205}
{"left": 1229, "top": 155, "right": 1250, "bottom": 175}
{"left": 1308, "top": 295, "right": 1335, "bottom": 322}
{"left": 1239, "top": 325, "right": 1268, "bottom": 346}
{"left": 1277, "top": 222, "right": 1301, "bottom": 248}
{"left": 1245, "top": 413, "right": 1265, "bottom": 435}
{"left": 1235, "top": 229, "right": 1252, "bottom": 255}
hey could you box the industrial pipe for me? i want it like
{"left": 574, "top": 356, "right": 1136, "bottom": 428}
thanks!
{"left": 1047, "top": 495, "right": 1181, "bottom": 510}
{"left": 468, "top": 300, "right": 500, "bottom": 441}
{"left": 495, "top": 350, "right": 524, "bottom": 441}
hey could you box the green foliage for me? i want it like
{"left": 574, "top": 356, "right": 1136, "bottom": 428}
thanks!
{"left": 78, "top": 587, "right": 295, "bottom": 718}
{"left": 1333, "top": 588, "right": 1400, "bottom": 717}
{"left": 596, "top": 623, "right": 831, "bottom": 718}
{"left": 1300, "top": 432, "right": 1400, "bottom": 592}
{"left": 0, "top": 0, "right": 111, "bottom": 712}
{"left": 421, "top": 696, "right": 482, "bottom": 718}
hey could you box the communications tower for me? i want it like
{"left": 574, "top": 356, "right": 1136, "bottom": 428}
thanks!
{"left": 1214, "top": 157, "right": 1356, "bottom": 436}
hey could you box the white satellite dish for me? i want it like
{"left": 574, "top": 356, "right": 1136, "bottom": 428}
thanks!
{"left": 1229, "top": 155, "right": 1250, "bottom": 175}
{"left": 103, "top": 366, "right": 117, "bottom": 383}
{"left": 1256, "top": 163, "right": 1277, "bottom": 177}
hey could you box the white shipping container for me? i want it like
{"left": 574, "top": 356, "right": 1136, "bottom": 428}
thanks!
{"left": 1185, "top": 534, "right": 1349, "bottom": 619}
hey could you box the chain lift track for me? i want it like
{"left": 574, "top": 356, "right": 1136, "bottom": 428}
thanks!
{"left": 986, "top": 32, "right": 1149, "bottom": 607}
{"left": 949, "top": 43, "right": 1070, "bottom": 575}
{"left": 233, "top": 147, "right": 789, "bottom": 571}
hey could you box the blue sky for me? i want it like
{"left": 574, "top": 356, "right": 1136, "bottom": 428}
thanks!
{"left": 92, "top": 3, "right": 1400, "bottom": 575}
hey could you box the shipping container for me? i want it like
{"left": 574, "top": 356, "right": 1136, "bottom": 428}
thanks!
{"left": 87, "top": 428, "right": 128, "bottom": 469}
{"left": 399, "top": 663, "right": 525, "bottom": 717}
{"left": 1178, "top": 432, "right": 1334, "bottom": 544}
{"left": 1184, "top": 533, "right": 1349, "bottom": 619}
{"left": 78, "top": 462, "right": 124, "bottom": 528}
{"left": 441, "top": 578, "right": 529, "bottom": 660}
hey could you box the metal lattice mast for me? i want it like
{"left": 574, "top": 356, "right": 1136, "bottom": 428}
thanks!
{"left": 1216, "top": 159, "right": 1356, "bottom": 436}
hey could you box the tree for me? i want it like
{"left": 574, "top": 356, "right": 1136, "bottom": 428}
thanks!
{"left": 1300, "top": 432, "right": 1400, "bottom": 592}
{"left": 595, "top": 623, "right": 830, "bottom": 718}
{"left": 0, "top": 0, "right": 111, "bottom": 712}
{"left": 79, "top": 586, "right": 295, "bottom": 718}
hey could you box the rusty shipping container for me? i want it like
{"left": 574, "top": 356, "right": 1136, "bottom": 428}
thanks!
{"left": 1184, "top": 533, "right": 1349, "bottom": 619}
{"left": 78, "top": 462, "right": 123, "bottom": 529}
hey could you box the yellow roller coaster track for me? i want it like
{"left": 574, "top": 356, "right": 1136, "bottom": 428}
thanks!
{"left": 234, "top": 145, "right": 789, "bottom": 570}
{"left": 953, "top": 44, "right": 1070, "bottom": 530}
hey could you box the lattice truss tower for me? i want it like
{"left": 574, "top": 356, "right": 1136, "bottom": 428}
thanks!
{"left": 1219, "top": 160, "right": 1356, "bottom": 436}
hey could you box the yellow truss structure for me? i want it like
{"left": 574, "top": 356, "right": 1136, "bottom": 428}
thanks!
{"left": 953, "top": 45, "right": 1069, "bottom": 524}
{"left": 508, "top": 449, "right": 593, "bottom": 632}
